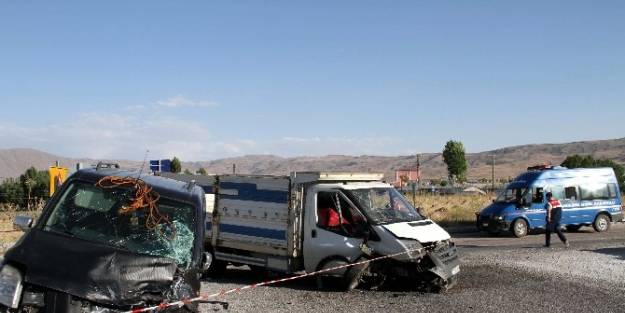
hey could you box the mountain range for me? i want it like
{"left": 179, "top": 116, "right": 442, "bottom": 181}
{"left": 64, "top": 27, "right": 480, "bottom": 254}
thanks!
{"left": 1, "top": 137, "right": 624, "bottom": 181}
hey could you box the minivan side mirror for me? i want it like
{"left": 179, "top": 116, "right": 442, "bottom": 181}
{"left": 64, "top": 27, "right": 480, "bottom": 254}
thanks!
{"left": 14, "top": 215, "right": 34, "bottom": 232}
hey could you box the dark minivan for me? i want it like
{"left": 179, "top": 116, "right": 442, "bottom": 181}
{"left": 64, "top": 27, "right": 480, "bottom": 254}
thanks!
{"left": 0, "top": 167, "right": 206, "bottom": 312}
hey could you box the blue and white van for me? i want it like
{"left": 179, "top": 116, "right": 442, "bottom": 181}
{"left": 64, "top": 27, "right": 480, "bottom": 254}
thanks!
{"left": 476, "top": 166, "right": 623, "bottom": 237}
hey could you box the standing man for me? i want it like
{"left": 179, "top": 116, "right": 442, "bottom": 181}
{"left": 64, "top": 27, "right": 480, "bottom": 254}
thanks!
{"left": 545, "top": 192, "right": 569, "bottom": 248}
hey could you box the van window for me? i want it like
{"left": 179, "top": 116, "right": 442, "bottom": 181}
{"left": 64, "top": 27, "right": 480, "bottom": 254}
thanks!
{"left": 548, "top": 186, "right": 565, "bottom": 201}
{"left": 564, "top": 186, "right": 578, "bottom": 201}
{"left": 608, "top": 183, "right": 618, "bottom": 198}
{"left": 532, "top": 188, "right": 544, "bottom": 203}
{"left": 580, "top": 184, "right": 611, "bottom": 201}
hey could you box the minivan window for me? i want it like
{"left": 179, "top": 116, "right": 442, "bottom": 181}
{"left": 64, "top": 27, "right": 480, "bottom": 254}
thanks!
{"left": 548, "top": 186, "right": 566, "bottom": 202}
{"left": 496, "top": 187, "right": 527, "bottom": 203}
{"left": 608, "top": 183, "right": 618, "bottom": 198}
{"left": 580, "top": 183, "right": 611, "bottom": 201}
{"left": 564, "top": 186, "right": 578, "bottom": 201}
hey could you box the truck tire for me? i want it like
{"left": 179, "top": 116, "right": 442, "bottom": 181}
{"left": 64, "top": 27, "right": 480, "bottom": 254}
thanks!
{"left": 315, "top": 258, "right": 349, "bottom": 291}
{"left": 593, "top": 214, "right": 611, "bottom": 232}
{"left": 511, "top": 219, "right": 528, "bottom": 238}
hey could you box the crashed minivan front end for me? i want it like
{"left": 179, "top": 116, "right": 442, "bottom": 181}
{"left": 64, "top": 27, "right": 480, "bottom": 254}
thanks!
{"left": 0, "top": 169, "right": 205, "bottom": 313}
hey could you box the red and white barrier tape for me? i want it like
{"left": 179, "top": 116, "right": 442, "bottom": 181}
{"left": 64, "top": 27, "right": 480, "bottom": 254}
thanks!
{"left": 124, "top": 247, "right": 424, "bottom": 313}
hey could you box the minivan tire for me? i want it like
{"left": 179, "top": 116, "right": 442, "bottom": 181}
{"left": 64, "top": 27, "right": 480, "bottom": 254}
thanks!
{"left": 593, "top": 214, "right": 611, "bottom": 232}
{"left": 511, "top": 219, "right": 528, "bottom": 238}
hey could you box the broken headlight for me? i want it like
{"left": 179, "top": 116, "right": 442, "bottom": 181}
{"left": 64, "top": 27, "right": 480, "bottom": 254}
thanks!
{"left": 0, "top": 264, "right": 24, "bottom": 309}
{"left": 401, "top": 240, "right": 425, "bottom": 260}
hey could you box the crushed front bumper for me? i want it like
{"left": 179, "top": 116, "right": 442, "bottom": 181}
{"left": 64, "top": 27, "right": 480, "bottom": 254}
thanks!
{"left": 427, "top": 242, "right": 460, "bottom": 282}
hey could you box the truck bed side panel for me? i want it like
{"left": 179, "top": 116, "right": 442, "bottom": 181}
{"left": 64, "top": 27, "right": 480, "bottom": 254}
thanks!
{"left": 216, "top": 176, "right": 291, "bottom": 256}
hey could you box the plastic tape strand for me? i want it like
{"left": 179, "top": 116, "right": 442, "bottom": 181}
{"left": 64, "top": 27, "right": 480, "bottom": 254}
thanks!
{"left": 123, "top": 247, "right": 424, "bottom": 313}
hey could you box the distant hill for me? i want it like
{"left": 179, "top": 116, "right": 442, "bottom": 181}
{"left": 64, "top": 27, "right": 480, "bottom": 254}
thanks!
{"left": 0, "top": 148, "right": 142, "bottom": 179}
{"left": 1, "top": 137, "right": 624, "bottom": 181}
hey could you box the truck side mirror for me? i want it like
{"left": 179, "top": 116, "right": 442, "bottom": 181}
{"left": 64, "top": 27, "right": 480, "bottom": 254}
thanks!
{"left": 14, "top": 215, "right": 34, "bottom": 232}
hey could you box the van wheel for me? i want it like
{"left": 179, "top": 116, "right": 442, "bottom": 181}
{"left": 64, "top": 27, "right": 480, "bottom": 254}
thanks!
{"left": 593, "top": 214, "right": 611, "bottom": 232}
{"left": 511, "top": 219, "right": 528, "bottom": 238}
{"left": 202, "top": 250, "right": 227, "bottom": 278}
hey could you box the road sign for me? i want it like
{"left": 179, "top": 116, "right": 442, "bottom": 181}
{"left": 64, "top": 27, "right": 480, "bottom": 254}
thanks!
{"left": 49, "top": 166, "right": 69, "bottom": 196}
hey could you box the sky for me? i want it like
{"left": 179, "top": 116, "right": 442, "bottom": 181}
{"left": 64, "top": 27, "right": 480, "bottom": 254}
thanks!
{"left": 0, "top": 1, "right": 624, "bottom": 161}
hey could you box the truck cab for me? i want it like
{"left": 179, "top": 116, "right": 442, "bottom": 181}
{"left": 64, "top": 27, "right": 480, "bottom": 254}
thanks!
{"left": 0, "top": 167, "right": 206, "bottom": 312}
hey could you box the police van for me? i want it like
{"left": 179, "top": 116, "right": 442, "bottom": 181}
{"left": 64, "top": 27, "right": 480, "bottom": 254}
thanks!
{"left": 477, "top": 166, "right": 623, "bottom": 237}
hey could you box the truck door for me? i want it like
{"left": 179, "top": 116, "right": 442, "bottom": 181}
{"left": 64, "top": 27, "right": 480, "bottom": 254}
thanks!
{"left": 302, "top": 187, "right": 367, "bottom": 274}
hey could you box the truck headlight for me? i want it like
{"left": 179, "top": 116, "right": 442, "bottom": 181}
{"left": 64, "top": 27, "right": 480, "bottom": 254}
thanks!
{"left": 493, "top": 215, "right": 504, "bottom": 220}
{"left": 0, "top": 264, "right": 24, "bottom": 309}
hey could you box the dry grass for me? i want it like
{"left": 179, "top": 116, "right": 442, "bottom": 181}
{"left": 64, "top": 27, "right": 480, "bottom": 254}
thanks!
{"left": 0, "top": 202, "right": 44, "bottom": 251}
{"left": 409, "top": 193, "right": 493, "bottom": 226}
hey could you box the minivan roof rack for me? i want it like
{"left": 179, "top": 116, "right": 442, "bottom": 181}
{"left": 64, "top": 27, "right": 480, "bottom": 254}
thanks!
{"left": 95, "top": 162, "right": 120, "bottom": 171}
{"left": 527, "top": 164, "right": 567, "bottom": 171}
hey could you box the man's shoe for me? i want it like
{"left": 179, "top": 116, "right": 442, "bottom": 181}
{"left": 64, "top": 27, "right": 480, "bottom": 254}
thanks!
{"left": 564, "top": 241, "right": 570, "bottom": 248}
{"left": 543, "top": 244, "right": 551, "bottom": 248}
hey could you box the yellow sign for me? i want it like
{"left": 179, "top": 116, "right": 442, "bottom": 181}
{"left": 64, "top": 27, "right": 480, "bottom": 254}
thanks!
{"left": 49, "top": 166, "right": 69, "bottom": 196}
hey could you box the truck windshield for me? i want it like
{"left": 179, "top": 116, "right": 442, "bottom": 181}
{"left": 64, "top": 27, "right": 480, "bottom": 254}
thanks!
{"left": 496, "top": 187, "right": 528, "bottom": 203}
{"left": 348, "top": 188, "right": 423, "bottom": 225}
{"left": 42, "top": 180, "right": 196, "bottom": 267}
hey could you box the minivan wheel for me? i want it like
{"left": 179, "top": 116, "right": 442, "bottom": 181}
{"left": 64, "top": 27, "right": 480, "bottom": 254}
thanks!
{"left": 511, "top": 219, "right": 528, "bottom": 238}
{"left": 593, "top": 214, "right": 611, "bottom": 232}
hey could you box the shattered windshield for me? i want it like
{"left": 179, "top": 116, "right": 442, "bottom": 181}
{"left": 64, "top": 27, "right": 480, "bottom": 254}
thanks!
{"left": 348, "top": 188, "right": 423, "bottom": 225}
{"left": 42, "top": 180, "right": 195, "bottom": 267}
{"left": 495, "top": 187, "right": 528, "bottom": 203}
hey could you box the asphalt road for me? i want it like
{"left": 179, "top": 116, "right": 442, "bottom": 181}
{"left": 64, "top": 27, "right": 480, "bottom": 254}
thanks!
{"left": 200, "top": 224, "right": 625, "bottom": 313}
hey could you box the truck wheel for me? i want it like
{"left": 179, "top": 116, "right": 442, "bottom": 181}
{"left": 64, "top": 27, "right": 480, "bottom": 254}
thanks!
{"left": 593, "top": 214, "right": 611, "bottom": 232}
{"left": 202, "top": 250, "right": 227, "bottom": 278}
{"left": 566, "top": 225, "right": 582, "bottom": 232}
{"left": 511, "top": 219, "right": 528, "bottom": 238}
{"left": 343, "top": 259, "right": 370, "bottom": 291}
{"left": 315, "top": 258, "right": 349, "bottom": 291}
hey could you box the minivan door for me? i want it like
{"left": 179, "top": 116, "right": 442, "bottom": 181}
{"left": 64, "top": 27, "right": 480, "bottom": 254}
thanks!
{"left": 525, "top": 187, "right": 547, "bottom": 229}
{"left": 302, "top": 187, "right": 367, "bottom": 274}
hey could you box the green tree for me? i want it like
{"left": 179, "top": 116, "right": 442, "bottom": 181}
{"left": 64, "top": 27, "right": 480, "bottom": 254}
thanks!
{"left": 196, "top": 167, "right": 208, "bottom": 176}
{"left": 0, "top": 167, "right": 49, "bottom": 207}
{"left": 170, "top": 157, "right": 182, "bottom": 173}
{"left": 562, "top": 154, "right": 625, "bottom": 190}
{"left": 442, "top": 140, "right": 468, "bottom": 183}
{"left": 183, "top": 169, "right": 193, "bottom": 175}
{"left": 0, "top": 178, "right": 25, "bottom": 206}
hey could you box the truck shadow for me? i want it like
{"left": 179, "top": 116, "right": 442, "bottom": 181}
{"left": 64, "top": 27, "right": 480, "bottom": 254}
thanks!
{"left": 204, "top": 266, "right": 438, "bottom": 293}
{"left": 204, "top": 266, "right": 329, "bottom": 292}
{"left": 581, "top": 247, "right": 625, "bottom": 260}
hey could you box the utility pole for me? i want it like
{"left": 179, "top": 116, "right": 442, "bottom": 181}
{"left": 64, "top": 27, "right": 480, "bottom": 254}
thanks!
{"left": 413, "top": 154, "right": 420, "bottom": 207}
{"left": 491, "top": 154, "right": 495, "bottom": 192}
{"left": 232, "top": 164, "right": 236, "bottom": 175}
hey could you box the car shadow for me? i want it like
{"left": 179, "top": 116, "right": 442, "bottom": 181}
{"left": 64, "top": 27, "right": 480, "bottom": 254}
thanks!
{"left": 202, "top": 265, "right": 440, "bottom": 293}
{"left": 581, "top": 247, "right": 625, "bottom": 260}
{"left": 202, "top": 265, "right": 330, "bottom": 292}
